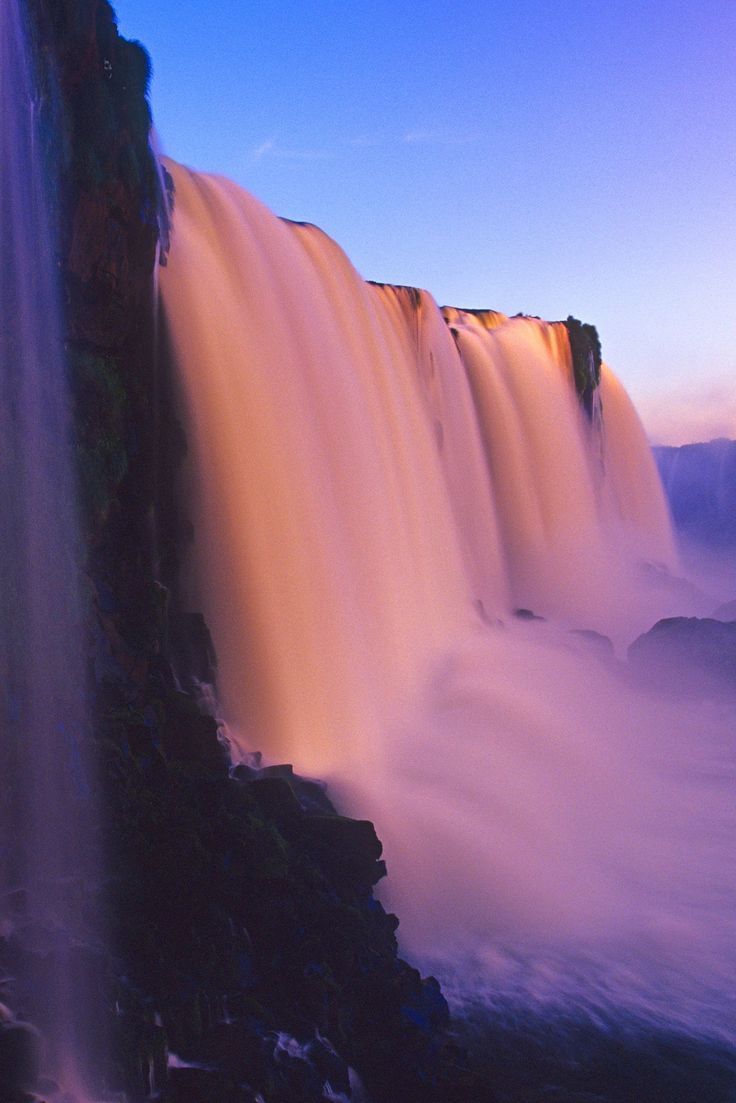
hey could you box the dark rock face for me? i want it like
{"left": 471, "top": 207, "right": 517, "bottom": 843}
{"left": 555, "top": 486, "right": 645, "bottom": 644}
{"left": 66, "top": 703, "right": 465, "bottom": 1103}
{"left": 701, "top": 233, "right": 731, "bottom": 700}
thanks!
{"left": 0, "top": 1015, "right": 41, "bottom": 1100}
{"left": 655, "top": 439, "right": 736, "bottom": 549}
{"left": 562, "top": 316, "right": 602, "bottom": 417}
{"left": 98, "top": 669, "right": 465, "bottom": 1102}
{"left": 28, "top": 0, "right": 163, "bottom": 338}
{"left": 628, "top": 617, "right": 736, "bottom": 698}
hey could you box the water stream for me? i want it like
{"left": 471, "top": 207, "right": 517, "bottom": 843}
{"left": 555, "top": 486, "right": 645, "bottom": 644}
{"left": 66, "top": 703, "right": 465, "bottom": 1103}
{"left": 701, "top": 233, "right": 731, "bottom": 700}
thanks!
{"left": 1, "top": 2, "right": 101, "bottom": 1097}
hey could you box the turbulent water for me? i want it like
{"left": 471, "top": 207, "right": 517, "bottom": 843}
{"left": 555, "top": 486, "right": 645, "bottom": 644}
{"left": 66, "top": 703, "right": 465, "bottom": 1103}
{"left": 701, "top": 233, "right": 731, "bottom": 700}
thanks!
{"left": 0, "top": 2, "right": 100, "bottom": 1097}
{"left": 161, "top": 162, "right": 735, "bottom": 1057}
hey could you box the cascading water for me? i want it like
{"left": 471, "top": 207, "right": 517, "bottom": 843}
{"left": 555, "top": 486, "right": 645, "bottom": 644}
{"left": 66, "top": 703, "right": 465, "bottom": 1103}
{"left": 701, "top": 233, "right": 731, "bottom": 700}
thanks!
{"left": 161, "top": 162, "right": 735, "bottom": 1054}
{"left": 1, "top": 2, "right": 102, "bottom": 1097}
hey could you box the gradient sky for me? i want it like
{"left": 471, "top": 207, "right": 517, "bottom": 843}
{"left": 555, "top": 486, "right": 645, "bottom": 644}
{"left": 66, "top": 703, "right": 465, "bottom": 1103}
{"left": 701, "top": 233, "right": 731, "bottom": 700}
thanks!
{"left": 114, "top": 0, "right": 735, "bottom": 442}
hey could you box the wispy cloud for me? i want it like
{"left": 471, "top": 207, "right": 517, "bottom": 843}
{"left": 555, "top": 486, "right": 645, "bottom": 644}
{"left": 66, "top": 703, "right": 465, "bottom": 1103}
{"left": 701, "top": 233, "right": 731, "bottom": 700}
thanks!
{"left": 251, "top": 128, "right": 480, "bottom": 165}
{"left": 251, "top": 137, "right": 330, "bottom": 164}
{"left": 252, "top": 137, "right": 277, "bottom": 162}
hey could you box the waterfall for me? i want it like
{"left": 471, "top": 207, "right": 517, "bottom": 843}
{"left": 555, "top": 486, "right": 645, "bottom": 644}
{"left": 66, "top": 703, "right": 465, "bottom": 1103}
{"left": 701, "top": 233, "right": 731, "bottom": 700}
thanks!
{"left": 161, "top": 163, "right": 676, "bottom": 767}
{"left": 0, "top": 2, "right": 101, "bottom": 1097}
{"left": 161, "top": 162, "right": 734, "bottom": 1045}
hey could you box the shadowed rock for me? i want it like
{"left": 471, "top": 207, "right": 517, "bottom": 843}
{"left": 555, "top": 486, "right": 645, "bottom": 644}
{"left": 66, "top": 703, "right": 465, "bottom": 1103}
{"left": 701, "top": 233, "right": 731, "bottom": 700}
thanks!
{"left": 628, "top": 617, "right": 736, "bottom": 697}
{"left": 654, "top": 439, "right": 736, "bottom": 549}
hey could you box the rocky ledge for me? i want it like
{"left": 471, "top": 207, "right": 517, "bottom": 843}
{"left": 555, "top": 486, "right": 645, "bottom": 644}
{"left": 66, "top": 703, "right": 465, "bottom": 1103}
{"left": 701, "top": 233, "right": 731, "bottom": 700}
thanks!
{"left": 628, "top": 616, "right": 736, "bottom": 698}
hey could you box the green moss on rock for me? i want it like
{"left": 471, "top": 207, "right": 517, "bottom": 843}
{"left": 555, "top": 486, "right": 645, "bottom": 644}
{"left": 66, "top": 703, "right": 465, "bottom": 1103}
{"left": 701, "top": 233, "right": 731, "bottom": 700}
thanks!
{"left": 563, "top": 315, "right": 602, "bottom": 417}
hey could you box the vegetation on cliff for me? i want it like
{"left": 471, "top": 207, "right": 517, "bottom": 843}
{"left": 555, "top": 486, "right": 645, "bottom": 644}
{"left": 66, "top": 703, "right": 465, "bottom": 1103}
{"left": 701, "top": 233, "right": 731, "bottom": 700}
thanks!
{"left": 563, "top": 315, "right": 602, "bottom": 417}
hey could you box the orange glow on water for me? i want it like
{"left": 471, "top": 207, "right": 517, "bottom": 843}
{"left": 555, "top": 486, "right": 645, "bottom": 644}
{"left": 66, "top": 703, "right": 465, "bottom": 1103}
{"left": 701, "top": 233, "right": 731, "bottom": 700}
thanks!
{"left": 162, "top": 165, "right": 678, "bottom": 773}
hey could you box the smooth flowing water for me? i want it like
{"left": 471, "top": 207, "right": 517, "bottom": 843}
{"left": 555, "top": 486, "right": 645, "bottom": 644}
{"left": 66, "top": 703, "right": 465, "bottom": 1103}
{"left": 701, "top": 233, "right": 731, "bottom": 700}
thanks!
{"left": 1, "top": 2, "right": 100, "bottom": 1097}
{"left": 161, "top": 162, "right": 735, "bottom": 1054}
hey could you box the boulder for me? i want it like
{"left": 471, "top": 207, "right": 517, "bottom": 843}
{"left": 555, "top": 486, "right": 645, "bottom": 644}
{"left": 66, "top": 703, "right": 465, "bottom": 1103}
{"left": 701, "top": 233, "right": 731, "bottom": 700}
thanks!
{"left": 569, "top": 628, "right": 615, "bottom": 660}
{"left": 0, "top": 1018, "right": 41, "bottom": 1096}
{"left": 628, "top": 617, "right": 736, "bottom": 697}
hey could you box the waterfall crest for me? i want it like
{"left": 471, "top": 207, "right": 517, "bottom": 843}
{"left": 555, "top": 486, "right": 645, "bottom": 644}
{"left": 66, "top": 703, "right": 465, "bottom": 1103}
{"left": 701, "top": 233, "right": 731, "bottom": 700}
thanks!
{"left": 162, "top": 162, "right": 676, "bottom": 769}
{"left": 161, "top": 161, "right": 734, "bottom": 1044}
{"left": 164, "top": 168, "right": 467, "bottom": 767}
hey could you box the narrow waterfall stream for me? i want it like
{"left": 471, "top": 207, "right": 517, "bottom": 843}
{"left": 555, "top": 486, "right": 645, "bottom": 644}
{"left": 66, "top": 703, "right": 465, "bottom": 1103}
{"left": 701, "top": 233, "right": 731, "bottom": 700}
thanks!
{"left": 1, "top": 2, "right": 103, "bottom": 1097}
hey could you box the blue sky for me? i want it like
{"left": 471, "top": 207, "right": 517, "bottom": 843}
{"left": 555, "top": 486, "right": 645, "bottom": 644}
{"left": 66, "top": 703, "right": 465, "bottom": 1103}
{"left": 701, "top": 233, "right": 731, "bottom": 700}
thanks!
{"left": 114, "top": 0, "right": 735, "bottom": 441}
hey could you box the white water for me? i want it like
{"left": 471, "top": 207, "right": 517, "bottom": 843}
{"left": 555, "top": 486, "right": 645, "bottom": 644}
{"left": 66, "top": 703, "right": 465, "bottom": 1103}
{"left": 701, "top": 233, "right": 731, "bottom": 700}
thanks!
{"left": 161, "top": 162, "right": 735, "bottom": 1045}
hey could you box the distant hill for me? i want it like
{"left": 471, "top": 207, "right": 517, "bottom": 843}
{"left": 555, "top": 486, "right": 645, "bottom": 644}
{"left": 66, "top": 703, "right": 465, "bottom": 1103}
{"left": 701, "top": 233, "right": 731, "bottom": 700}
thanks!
{"left": 654, "top": 438, "right": 736, "bottom": 548}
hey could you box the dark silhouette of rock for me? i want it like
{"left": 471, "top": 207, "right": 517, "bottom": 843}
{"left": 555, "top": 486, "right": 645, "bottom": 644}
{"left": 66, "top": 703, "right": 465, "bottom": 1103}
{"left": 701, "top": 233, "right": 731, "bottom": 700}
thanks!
{"left": 637, "top": 560, "right": 717, "bottom": 617}
{"left": 0, "top": 1017, "right": 41, "bottom": 1098}
{"left": 562, "top": 316, "right": 602, "bottom": 417}
{"left": 569, "top": 628, "right": 615, "bottom": 659}
{"left": 713, "top": 598, "right": 736, "bottom": 622}
{"left": 655, "top": 439, "right": 736, "bottom": 549}
{"left": 628, "top": 617, "right": 736, "bottom": 697}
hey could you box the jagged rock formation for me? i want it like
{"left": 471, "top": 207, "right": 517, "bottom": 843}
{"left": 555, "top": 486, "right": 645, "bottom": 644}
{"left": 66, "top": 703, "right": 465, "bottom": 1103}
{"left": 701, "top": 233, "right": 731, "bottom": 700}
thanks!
{"left": 628, "top": 617, "right": 736, "bottom": 698}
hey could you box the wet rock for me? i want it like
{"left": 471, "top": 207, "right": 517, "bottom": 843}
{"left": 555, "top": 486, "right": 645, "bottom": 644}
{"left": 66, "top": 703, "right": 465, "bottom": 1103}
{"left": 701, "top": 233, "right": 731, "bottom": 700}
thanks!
{"left": 628, "top": 617, "right": 736, "bottom": 697}
{"left": 0, "top": 1018, "right": 41, "bottom": 1096}
{"left": 233, "top": 761, "right": 336, "bottom": 816}
{"left": 113, "top": 1010, "right": 168, "bottom": 1100}
{"left": 159, "top": 690, "right": 230, "bottom": 774}
{"left": 563, "top": 317, "right": 601, "bottom": 417}
{"left": 165, "top": 1065, "right": 254, "bottom": 1103}
{"left": 301, "top": 816, "right": 385, "bottom": 887}
{"left": 712, "top": 598, "right": 736, "bottom": 622}
{"left": 249, "top": 776, "right": 303, "bottom": 822}
{"left": 569, "top": 628, "right": 614, "bottom": 659}
{"left": 168, "top": 610, "right": 218, "bottom": 692}
{"left": 654, "top": 438, "right": 736, "bottom": 549}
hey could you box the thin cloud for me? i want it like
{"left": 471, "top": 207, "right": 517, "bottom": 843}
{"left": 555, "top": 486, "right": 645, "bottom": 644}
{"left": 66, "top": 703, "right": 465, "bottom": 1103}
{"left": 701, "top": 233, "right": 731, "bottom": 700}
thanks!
{"left": 251, "top": 129, "right": 480, "bottom": 164}
{"left": 252, "top": 137, "right": 277, "bottom": 162}
{"left": 251, "top": 137, "right": 330, "bottom": 163}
